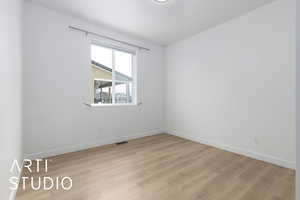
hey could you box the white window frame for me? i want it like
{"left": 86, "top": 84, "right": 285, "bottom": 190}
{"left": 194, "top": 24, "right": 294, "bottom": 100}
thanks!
{"left": 90, "top": 39, "right": 138, "bottom": 107}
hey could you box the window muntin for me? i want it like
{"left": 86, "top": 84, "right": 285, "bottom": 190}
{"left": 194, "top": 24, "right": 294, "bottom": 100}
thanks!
{"left": 91, "top": 43, "right": 136, "bottom": 105}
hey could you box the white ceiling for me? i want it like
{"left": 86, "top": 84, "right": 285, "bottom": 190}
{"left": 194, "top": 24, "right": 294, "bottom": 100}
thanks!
{"left": 28, "top": 0, "right": 276, "bottom": 45}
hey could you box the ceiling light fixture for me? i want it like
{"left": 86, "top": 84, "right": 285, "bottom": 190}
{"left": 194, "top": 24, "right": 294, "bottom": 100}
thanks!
{"left": 153, "top": 0, "right": 169, "bottom": 4}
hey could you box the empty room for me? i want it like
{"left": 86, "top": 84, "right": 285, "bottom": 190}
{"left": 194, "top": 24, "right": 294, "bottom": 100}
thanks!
{"left": 1, "top": 0, "right": 298, "bottom": 199}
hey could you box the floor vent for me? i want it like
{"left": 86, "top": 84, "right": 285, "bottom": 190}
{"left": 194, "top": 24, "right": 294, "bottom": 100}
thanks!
{"left": 116, "top": 141, "right": 128, "bottom": 145}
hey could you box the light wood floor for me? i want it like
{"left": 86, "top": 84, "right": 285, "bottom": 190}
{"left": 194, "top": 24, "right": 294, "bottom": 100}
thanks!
{"left": 16, "top": 134, "right": 295, "bottom": 200}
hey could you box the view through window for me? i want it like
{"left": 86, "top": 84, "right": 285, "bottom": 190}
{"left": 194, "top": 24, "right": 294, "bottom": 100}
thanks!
{"left": 91, "top": 44, "right": 135, "bottom": 105}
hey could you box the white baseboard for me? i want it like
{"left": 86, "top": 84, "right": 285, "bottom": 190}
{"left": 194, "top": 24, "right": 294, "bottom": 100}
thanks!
{"left": 167, "top": 129, "right": 295, "bottom": 169}
{"left": 9, "top": 182, "right": 19, "bottom": 200}
{"left": 9, "top": 159, "right": 24, "bottom": 200}
{"left": 24, "top": 130, "right": 163, "bottom": 160}
{"left": 24, "top": 128, "right": 295, "bottom": 169}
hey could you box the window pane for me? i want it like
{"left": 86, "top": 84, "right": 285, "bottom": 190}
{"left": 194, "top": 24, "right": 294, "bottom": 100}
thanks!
{"left": 91, "top": 44, "right": 112, "bottom": 69}
{"left": 94, "top": 80, "right": 112, "bottom": 104}
{"left": 115, "top": 50, "right": 133, "bottom": 82}
{"left": 90, "top": 44, "right": 136, "bottom": 105}
{"left": 115, "top": 82, "right": 132, "bottom": 104}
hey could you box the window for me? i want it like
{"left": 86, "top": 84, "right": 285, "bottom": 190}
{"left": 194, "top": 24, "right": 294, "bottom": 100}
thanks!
{"left": 90, "top": 43, "right": 136, "bottom": 105}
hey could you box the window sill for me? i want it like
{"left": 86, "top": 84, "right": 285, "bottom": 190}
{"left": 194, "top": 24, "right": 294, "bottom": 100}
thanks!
{"left": 84, "top": 103, "right": 141, "bottom": 107}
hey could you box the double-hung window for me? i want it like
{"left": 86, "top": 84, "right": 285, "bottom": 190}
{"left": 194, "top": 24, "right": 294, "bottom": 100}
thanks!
{"left": 90, "top": 43, "right": 137, "bottom": 105}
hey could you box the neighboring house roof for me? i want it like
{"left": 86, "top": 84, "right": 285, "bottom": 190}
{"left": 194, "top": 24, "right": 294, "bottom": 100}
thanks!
{"left": 91, "top": 60, "right": 132, "bottom": 82}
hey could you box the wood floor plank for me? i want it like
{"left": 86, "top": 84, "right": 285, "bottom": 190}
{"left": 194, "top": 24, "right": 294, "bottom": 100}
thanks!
{"left": 16, "top": 134, "right": 295, "bottom": 200}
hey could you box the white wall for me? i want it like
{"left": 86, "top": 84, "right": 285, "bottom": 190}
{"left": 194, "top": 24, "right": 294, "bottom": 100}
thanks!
{"left": 296, "top": 0, "right": 300, "bottom": 197}
{"left": 165, "top": 0, "right": 296, "bottom": 168}
{"left": 0, "top": 0, "right": 23, "bottom": 199}
{"left": 23, "top": 2, "right": 164, "bottom": 159}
